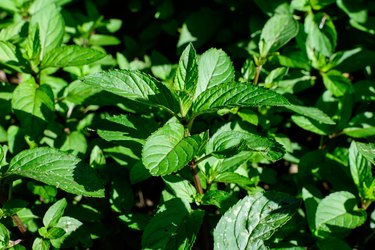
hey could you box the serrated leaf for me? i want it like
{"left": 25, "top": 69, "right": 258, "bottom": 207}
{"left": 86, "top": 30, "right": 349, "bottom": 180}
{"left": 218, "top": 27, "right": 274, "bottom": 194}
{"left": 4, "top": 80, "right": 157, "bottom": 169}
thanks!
{"left": 43, "top": 198, "right": 67, "bottom": 228}
{"left": 174, "top": 43, "right": 198, "bottom": 92}
{"left": 194, "top": 48, "right": 234, "bottom": 99}
{"left": 259, "top": 14, "right": 299, "bottom": 57}
{"left": 142, "top": 122, "right": 201, "bottom": 176}
{"left": 30, "top": 3, "right": 64, "bottom": 59}
{"left": 193, "top": 82, "right": 289, "bottom": 113}
{"left": 305, "top": 12, "right": 337, "bottom": 57}
{"left": 207, "top": 123, "right": 285, "bottom": 161}
{"left": 315, "top": 191, "right": 366, "bottom": 237}
{"left": 349, "top": 142, "right": 375, "bottom": 200}
{"left": 6, "top": 147, "right": 105, "bottom": 197}
{"left": 142, "top": 199, "right": 204, "bottom": 250}
{"left": 192, "top": 82, "right": 335, "bottom": 124}
{"left": 82, "top": 69, "right": 179, "bottom": 114}
{"left": 214, "top": 191, "right": 299, "bottom": 250}
{"left": 41, "top": 45, "right": 106, "bottom": 69}
{"left": 355, "top": 142, "right": 375, "bottom": 165}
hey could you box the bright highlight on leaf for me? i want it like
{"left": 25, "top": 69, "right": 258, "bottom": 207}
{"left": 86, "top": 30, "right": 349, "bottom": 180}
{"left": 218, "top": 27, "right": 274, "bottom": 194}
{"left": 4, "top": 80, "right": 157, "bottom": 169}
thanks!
{"left": 214, "top": 191, "right": 299, "bottom": 250}
{"left": 142, "top": 122, "right": 201, "bottom": 176}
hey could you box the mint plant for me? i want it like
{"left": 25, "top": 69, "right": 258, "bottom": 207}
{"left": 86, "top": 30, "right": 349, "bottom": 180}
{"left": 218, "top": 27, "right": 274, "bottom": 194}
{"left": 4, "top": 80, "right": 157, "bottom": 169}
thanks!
{"left": 0, "top": 0, "right": 374, "bottom": 249}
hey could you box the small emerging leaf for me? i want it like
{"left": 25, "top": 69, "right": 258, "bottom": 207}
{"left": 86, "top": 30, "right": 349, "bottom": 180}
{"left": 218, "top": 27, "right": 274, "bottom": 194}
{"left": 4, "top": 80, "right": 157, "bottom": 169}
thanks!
{"left": 43, "top": 198, "right": 67, "bottom": 228}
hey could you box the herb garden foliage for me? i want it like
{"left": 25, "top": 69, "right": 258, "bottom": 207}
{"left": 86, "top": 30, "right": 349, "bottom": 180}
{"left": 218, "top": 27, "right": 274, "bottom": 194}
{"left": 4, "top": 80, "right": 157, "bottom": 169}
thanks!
{"left": 0, "top": 0, "right": 374, "bottom": 249}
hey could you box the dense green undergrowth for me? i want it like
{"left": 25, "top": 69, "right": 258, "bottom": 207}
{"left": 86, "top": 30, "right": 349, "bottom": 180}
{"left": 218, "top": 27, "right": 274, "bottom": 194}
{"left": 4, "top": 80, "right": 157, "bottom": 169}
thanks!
{"left": 0, "top": 0, "right": 374, "bottom": 249}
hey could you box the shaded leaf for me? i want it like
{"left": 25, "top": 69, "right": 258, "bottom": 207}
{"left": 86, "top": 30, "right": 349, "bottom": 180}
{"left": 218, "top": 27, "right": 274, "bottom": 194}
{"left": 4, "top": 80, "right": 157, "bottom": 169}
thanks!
{"left": 315, "top": 191, "right": 366, "bottom": 237}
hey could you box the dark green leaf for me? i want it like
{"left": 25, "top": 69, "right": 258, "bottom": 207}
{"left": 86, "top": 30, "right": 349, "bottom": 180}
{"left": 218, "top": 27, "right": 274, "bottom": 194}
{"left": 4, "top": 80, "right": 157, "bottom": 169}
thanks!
{"left": 82, "top": 69, "right": 179, "bottom": 114}
{"left": 142, "top": 198, "right": 204, "bottom": 249}
{"left": 6, "top": 147, "right": 105, "bottom": 197}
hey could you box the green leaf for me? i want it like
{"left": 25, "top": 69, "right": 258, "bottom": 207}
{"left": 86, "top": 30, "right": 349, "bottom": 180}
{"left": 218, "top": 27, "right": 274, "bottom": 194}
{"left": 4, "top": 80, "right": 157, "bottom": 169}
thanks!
{"left": 0, "top": 223, "right": 10, "bottom": 249}
{"left": 343, "top": 127, "right": 375, "bottom": 138}
{"left": 287, "top": 105, "right": 335, "bottom": 125}
{"left": 174, "top": 43, "right": 198, "bottom": 92}
{"left": 259, "top": 14, "right": 299, "bottom": 57}
{"left": 305, "top": 12, "right": 337, "bottom": 57}
{"left": 194, "top": 48, "right": 235, "bottom": 99}
{"left": 50, "top": 216, "right": 84, "bottom": 249}
{"left": 44, "top": 227, "right": 66, "bottom": 239}
{"left": 163, "top": 175, "right": 197, "bottom": 203}
{"left": 32, "top": 237, "right": 51, "bottom": 250}
{"left": 43, "top": 198, "right": 67, "bottom": 228}
{"left": 6, "top": 147, "right": 105, "bottom": 197}
{"left": 0, "top": 41, "right": 18, "bottom": 63}
{"left": 315, "top": 191, "right": 366, "bottom": 237}
{"left": 89, "top": 34, "right": 121, "bottom": 46}
{"left": 291, "top": 115, "right": 331, "bottom": 135}
{"left": 30, "top": 3, "right": 65, "bottom": 59}
{"left": 302, "top": 186, "right": 322, "bottom": 232}
{"left": 12, "top": 80, "right": 55, "bottom": 139}
{"left": 215, "top": 172, "right": 257, "bottom": 190}
{"left": 142, "top": 122, "right": 201, "bottom": 176}
{"left": 142, "top": 198, "right": 204, "bottom": 250}
{"left": 193, "top": 82, "right": 290, "bottom": 114}
{"left": 41, "top": 46, "right": 106, "bottom": 69}
{"left": 82, "top": 69, "right": 179, "bottom": 114}
{"left": 214, "top": 191, "right": 299, "bottom": 249}
{"left": 355, "top": 142, "right": 375, "bottom": 165}
{"left": 192, "top": 82, "right": 335, "bottom": 124}
{"left": 207, "top": 123, "right": 285, "bottom": 161}
{"left": 349, "top": 142, "right": 375, "bottom": 200}
{"left": 310, "top": 0, "right": 336, "bottom": 10}
{"left": 322, "top": 70, "right": 352, "bottom": 97}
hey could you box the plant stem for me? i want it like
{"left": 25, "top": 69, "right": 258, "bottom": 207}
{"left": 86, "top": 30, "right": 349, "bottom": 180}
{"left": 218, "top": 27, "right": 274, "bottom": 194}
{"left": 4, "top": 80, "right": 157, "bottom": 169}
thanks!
{"left": 253, "top": 64, "right": 263, "bottom": 85}
{"left": 189, "top": 160, "right": 204, "bottom": 195}
{"left": 12, "top": 215, "right": 27, "bottom": 234}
